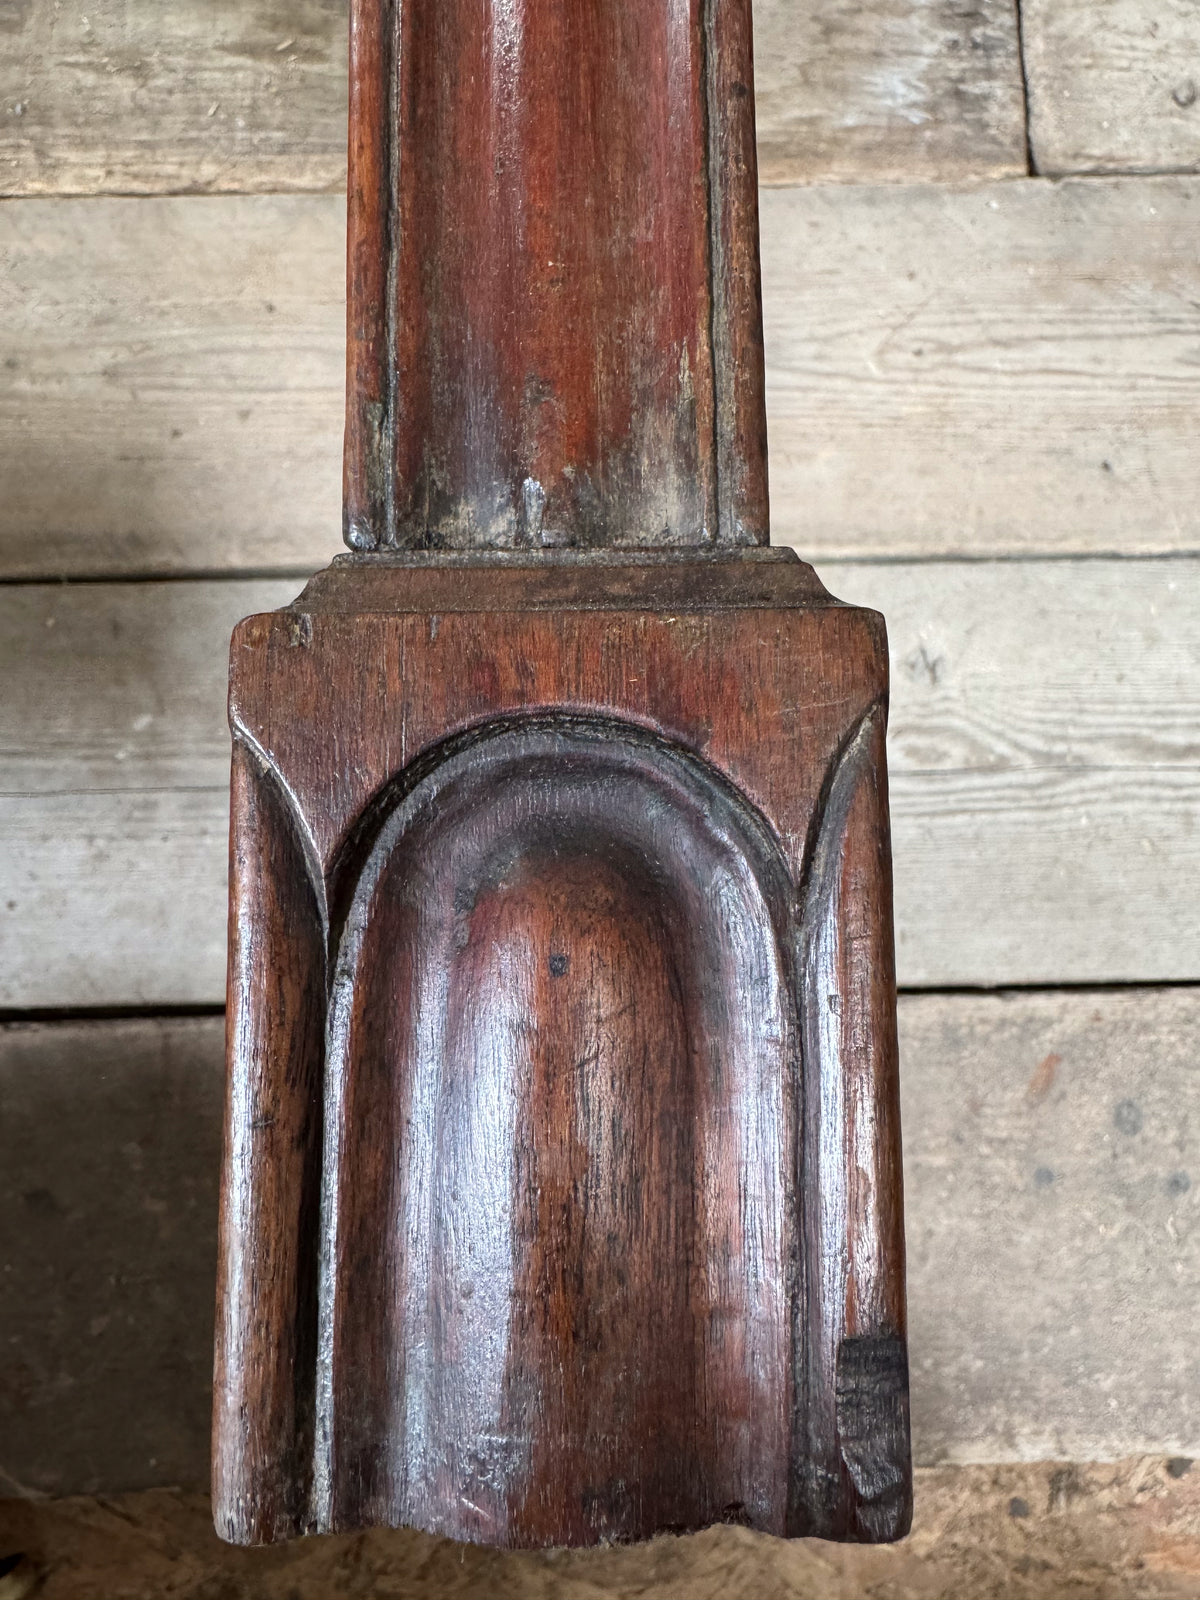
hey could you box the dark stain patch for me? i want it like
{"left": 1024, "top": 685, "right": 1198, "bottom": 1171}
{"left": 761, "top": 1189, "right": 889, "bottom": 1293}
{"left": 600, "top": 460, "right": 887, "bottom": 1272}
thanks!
{"left": 548, "top": 952, "right": 569, "bottom": 978}
{"left": 1009, "top": 1496, "right": 1030, "bottom": 1518}
{"left": 0, "top": 0, "right": 33, "bottom": 34}
{"left": 22, "top": 1188, "right": 62, "bottom": 1220}
{"left": 1048, "top": 1466, "right": 1086, "bottom": 1511}
{"left": 1033, "top": 1166, "right": 1055, "bottom": 1189}
{"left": 1167, "top": 1457, "right": 1193, "bottom": 1479}
{"left": 1026, "top": 1052, "right": 1060, "bottom": 1102}
{"left": 287, "top": 614, "right": 313, "bottom": 649}
{"left": 1114, "top": 1100, "right": 1143, "bottom": 1136}
{"left": 835, "top": 1335, "right": 912, "bottom": 1540}
{"left": 1166, "top": 1171, "right": 1191, "bottom": 1197}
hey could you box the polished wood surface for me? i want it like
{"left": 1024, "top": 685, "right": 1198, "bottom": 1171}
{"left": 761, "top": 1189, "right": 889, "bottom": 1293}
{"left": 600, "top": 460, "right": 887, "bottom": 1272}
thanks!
{"left": 215, "top": 0, "right": 908, "bottom": 1552}
{"left": 214, "top": 554, "right": 910, "bottom": 1546}
{"left": 343, "top": 0, "right": 767, "bottom": 553}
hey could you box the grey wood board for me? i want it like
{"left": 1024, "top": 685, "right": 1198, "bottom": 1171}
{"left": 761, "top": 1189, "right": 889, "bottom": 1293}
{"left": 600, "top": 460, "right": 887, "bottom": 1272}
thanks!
{"left": 0, "top": 1017, "right": 225, "bottom": 1499}
{"left": 0, "top": 0, "right": 1026, "bottom": 198}
{"left": 1024, "top": 0, "right": 1200, "bottom": 176}
{"left": 2, "top": 989, "right": 1195, "bottom": 1495}
{"left": 0, "top": 0, "right": 349, "bottom": 198}
{"left": 4, "top": 181, "right": 1200, "bottom": 579}
{"left": 901, "top": 986, "right": 1200, "bottom": 1466}
{"left": 751, "top": 0, "right": 1027, "bottom": 184}
{"left": 1, "top": 560, "right": 1198, "bottom": 1005}
{"left": 761, "top": 177, "right": 1200, "bottom": 559}
{"left": 0, "top": 196, "right": 345, "bottom": 579}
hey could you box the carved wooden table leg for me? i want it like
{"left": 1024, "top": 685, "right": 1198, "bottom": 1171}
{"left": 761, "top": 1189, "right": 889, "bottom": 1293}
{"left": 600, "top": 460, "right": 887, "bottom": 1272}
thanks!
{"left": 213, "top": 0, "right": 910, "bottom": 1551}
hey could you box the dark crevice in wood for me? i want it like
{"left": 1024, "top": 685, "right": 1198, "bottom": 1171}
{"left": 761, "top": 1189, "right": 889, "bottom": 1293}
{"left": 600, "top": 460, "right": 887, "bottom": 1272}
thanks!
{"left": 5, "top": 976, "right": 1200, "bottom": 1032}
{"left": 0, "top": 1004, "right": 228, "bottom": 1025}
{"left": 0, "top": 568, "right": 320, "bottom": 590}
{"left": 1012, "top": 0, "right": 1036, "bottom": 176}
{"left": 898, "top": 977, "right": 1200, "bottom": 998}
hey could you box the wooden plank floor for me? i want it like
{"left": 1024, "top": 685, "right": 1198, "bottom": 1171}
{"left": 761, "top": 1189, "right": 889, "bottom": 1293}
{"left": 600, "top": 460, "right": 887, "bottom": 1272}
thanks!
{"left": 0, "top": 0, "right": 1027, "bottom": 196}
{"left": 4, "top": 181, "right": 1197, "bottom": 578}
{"left": 3, "top": 561, "right": 1198, "bottom": 1004}
{"left": 1025, "top": 0, "right": 1200, "bottom": 175}
{"left": 3, "top": 991, "right": 1195, "bottom": 1499}
{"left": 1, "top": 0, "right": 1197, "bottom": 1577}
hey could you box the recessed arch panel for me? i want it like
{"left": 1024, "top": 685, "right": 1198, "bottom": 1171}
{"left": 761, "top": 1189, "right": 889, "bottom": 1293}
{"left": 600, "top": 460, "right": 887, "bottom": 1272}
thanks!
{"left": 317, "top": 715, "right": 800, "bottom": 1543}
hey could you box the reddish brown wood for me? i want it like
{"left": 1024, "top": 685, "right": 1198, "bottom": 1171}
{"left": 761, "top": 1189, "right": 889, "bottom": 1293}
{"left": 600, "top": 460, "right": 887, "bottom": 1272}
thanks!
{"left": 214, "top": 555, "right": 910, "bottom": 1546}
{"left": 217, "top": 0, "right": 908, "bottom": 1554}
{"left": 342, "top": 0, "right": 768, "bottom": 552}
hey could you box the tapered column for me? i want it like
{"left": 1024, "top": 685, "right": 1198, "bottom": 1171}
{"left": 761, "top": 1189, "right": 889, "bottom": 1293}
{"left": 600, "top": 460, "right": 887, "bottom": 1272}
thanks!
{"left": 343, "top": 0, "right": 769, "bottom": 553}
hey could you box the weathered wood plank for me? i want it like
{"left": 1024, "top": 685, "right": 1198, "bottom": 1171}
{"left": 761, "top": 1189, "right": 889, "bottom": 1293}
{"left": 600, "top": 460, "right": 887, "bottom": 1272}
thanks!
{"left": 0, "top": 580, "right": 292, "bottom": 1010}
{"left": 4, "top": 182, "right": 1199, "bottom": 579}
{"left": 0, "top": 0, "right": 349, "bottom": 198}
{"left": 752, "top": 0, "right": 1026, "bottom": 184}
{"left": 0, "top": 0, "right": 1026, "bottom": 198}
{"left": 1025, "top": 0, "right": 1200, "bottom": 177}
{"left": 0, "top": 1017, "right": 224, "bottom": 1498}
{"left": 901, "top": 987, "right": 1200, "bottom": 1466}
{"left": 831, "top": 558, "right": 1200, "bottom": 988}
{"left": 0, "top": 197, "right": 344, "bottom": 578}
{"left": 0, "top": 561, "right": 1197, "bottom": 1004}
{"left": 762, "top": 177, "right": 1200, "bottom": 559}
{"left": 2, "top": 991, "right": 1196, "bottom": 1496}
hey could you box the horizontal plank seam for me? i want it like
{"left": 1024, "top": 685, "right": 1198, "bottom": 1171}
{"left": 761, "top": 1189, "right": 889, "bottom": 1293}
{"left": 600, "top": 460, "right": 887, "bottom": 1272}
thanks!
{"left": 0, "top": 1003, "right": 227, "bottom": 1025}
{"left": 897, "top": 977, "right": 1200, "bottom": 997}
{"left": 4, "top": 980, "right": 1200, "bottom": 1028}
{"left": 1036, "top": 165, "right": 1200, "bottom": 181}
{"left": 0, "top": 786, "right": 230, "bottom": 799}
{"left": 0, "top": 183, "right": 349, "bottom": 202}
{"left": 0, "top": 568, "right": 320, "bottom": 589}
{"left": 4, "top": 549, "right": 1200, "bottom": 597}
{"left": 808, "top": 549, "right": 1200, "bottom": 570}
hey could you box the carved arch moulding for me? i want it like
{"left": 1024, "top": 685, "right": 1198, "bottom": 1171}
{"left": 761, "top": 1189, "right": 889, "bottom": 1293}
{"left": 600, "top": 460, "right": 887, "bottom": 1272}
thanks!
{"left": 215, "top": 553, "right": 909, "bottom": 1548}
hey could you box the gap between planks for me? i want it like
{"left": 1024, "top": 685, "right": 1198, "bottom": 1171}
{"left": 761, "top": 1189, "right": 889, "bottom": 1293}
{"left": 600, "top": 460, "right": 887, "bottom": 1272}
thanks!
{"left": 0, "top": 558, "right": 1198, "bottom": 1004}
{"left": 1, "top": 989, "right": 1195, "bottom": 1497}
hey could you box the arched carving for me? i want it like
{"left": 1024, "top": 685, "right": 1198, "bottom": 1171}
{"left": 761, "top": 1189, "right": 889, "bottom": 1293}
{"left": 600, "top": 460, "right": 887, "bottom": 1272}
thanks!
{"left": 216, "top": 574, "right": 911, "bottom": 1550}
{"left": 317, "top": 716, "right": 800, "bottom": 1543}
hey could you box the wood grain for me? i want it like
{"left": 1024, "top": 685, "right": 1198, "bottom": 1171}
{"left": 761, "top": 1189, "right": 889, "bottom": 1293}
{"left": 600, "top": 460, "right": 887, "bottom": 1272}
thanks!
{"left": 901, "top": 986, "right": 1200, "bottom": 1467}
{"left": 0, "top": 196, "right": 343, "bottom": 578}
{"left": 752, "top": 0, "right": 1026, "bottom": 184}
{"left": 762, "top": 177, "right": 1200, "bottom": 559}
{"left": 1, "top": 557, "right": 1197, "bottom": 1006}
{"left": 342, "top": 0, "right": 766, "bottom": 552}
{"left": 1024, "top": 0, "right": 1200, "bottom": 176}
{"left": 3, "top": 990, "right": 1196, "bottom": 1498}
{"left": 215, "top": 554, "right": 907, "bottom": 1544}
{"left": 0, "top": 0, "right": 1028, "bottom": 198}
{"left": 0, "top": 0, "right": 349, "bottom": 198}
{"left": 4, "top": 180, "right": 1198, "bottom": 578}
